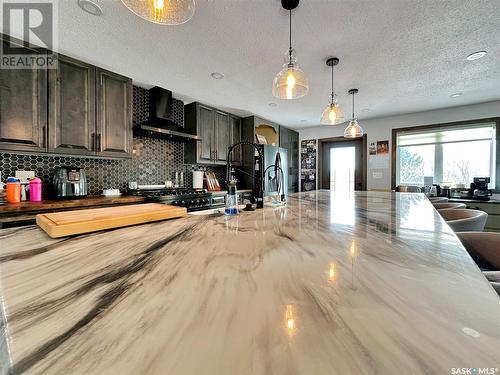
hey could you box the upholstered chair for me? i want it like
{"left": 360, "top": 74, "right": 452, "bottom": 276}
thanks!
{"left": 428, "top": 197, "right": 448, "bottom": 203}
{"left": 439, "top": 209, "right": 487, "bottom": 232}
{"left": 456, "top": 232, "right": 500, "bottom": 270}
{"left": 433, "top": 202, "right": 466, "bottom": 210}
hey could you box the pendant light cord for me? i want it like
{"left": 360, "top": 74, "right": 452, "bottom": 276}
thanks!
{"left": 288, "top": 9, "right": 293, "bottom": 64}
{"left": 352, "top": 92, "right": 355, "bottom": 120}
{"left": 331, "top": 64, "right": 334, "bottom": 102}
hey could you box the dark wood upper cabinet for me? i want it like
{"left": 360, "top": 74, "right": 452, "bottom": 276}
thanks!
{"left": 0, "top": 36, "right": 132, "bottom": 158}
{"left": 0, "top": 37, "right": 47, "bottom": 152}
{"left": 184, "top": 102, "right": 241, "bottom": 165}
{"left": 48, "top": 55, "right": 95, "bottom": 155}
{"left": 230, "top": 115, "right": 242, "bottom": 165}
{"left": 96, "top": 69, "right": 132, "bottom": 158}
{"left": 197, "top": 104, "right": 215, "bottom": 162}
{"left": 215, "top": 111, "right": 230, "bottom": 162}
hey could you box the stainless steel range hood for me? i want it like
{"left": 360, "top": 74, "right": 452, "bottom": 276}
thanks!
{"left": 138, "top": 86, "right": 200, "bottom": 142}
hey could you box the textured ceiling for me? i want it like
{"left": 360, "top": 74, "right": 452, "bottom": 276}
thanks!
{"left": 35, "top": 0, "right": 500, "bottom": 127}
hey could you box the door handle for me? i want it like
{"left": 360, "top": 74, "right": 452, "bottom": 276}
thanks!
{"left": 42, "top": 126, "right": 47, "bottom": 149}
{"left": 209, "top": 135, "right": 213, "bottom": 161}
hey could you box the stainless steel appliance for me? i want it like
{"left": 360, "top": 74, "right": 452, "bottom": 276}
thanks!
{"left": 469, "top": 177, "right": 492, "bottom": 201}
{"left": 259, "top": 145, "right": 288, "bottom": 197}
{"left": 128, "top": 187, "right": 212, "bottom": 212}
{"left": 52, "top": 167, "right": 87, "bottom": 198}
{"left": 210, "top": 194, "right": 225, "bottom": 208}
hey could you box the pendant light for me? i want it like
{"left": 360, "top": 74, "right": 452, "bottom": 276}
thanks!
{"left": 320, "top": 57, "right": 344, "bottom": 125}
{"left": 343, "top": 89, "right": 364, "bottom": 138}
{"left": 272, "top": 0, "right": 308, "bottom": 100}
{"left": 121, "top": 0, "right": 195, "bottom": 25}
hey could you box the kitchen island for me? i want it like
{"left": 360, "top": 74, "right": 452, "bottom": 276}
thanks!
{"left": 0, "top": 191, "right": 499, "bottom": 374}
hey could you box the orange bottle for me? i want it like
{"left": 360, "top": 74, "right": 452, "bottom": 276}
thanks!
{"left": 6, "top": 177, "right": 21, "bottom": 203}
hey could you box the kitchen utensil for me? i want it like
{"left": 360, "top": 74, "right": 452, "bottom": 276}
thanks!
{"left": 6, "top": 177, "right": 21, "bottom": 203}
{"left": 29, "top": 177, "right": 42, "bottom": 202}
{"left": 192, "top": 171, "right": 204, "bottom": 189}
{"left": 36, "top": 203, "right": 187, "bottom": 238}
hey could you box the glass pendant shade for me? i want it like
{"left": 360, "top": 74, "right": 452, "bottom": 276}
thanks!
{"left": 121, "top": 0, "right": 195, "bottom": 25}
{"left": 272, "top": 4, "right": 308, "bottom": 100}
{"left": 272, "top": 62, "right": 309, "bottom": 100}
{"left": 343, "top": 119, "right": 364, "bottom": 138}
{"left": 320, "top": 96, "right": 344, "bottom": 125}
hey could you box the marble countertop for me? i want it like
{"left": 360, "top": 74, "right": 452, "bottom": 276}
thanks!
{"left": 0, "top": 191, "right": 499, "bottom": 374}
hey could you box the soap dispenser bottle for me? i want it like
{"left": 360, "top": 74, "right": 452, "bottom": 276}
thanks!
{"left": 225, "top": 180, "right": 239, "bottom": 216}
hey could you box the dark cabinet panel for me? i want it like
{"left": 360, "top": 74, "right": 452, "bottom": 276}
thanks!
{"left": 96, "top": 69, "right": 132, "bottom": 158}
{"left": 279, "top": 126, "right": 299, "bottom": 193}
{"left": 184, "top": 102, "right": 241, "bottom": 166}
{"left": 230, "top": 115, "right": 242, "bottom": 165}
{"left": 215, "top": 111, "right": 230, "bottom": 162}
{"left": 198, "top": 104, "right": 214, "bottom": 162}
{"left": 48, "top": 55, "right": 95, "bottom": 154}
{"left": 0, "top": 38, "right": 47, "bottom": 152}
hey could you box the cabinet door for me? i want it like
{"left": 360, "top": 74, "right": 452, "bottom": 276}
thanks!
{"left": 0, "top": 38, "right": 47, "bottom": 152}
{"left": 230, "top": 115, "right": 241, "bottom": 165}
{"left": 96, "top": 69, "right": 132, "bottom": 158}
{"left": 215, "top": 111, "right": 230, "bottom": 163}
{"left": 48, "top": 55, "right": 95, "bottom": 155}
{"left": 197, "top": 104, "right": 215, "bottom": 163}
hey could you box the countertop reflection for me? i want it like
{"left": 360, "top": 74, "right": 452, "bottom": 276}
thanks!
{"left": 0, "top": 191, "right": 498, "bottom": 374}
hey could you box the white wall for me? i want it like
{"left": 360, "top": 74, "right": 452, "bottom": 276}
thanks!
{"left": 299, "top": 100, "right": 500, "bottom": 190}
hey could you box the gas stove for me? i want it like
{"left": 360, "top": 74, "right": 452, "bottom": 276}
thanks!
{"left": 128, "top": 188, "right": 212, "bottom": 212}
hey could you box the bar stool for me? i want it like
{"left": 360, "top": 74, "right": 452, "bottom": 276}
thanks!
{"left": 433, "top": 202, "right": 466, "bottom": 210}
{"left": 456, "top": 232, "right": 500, "bottom": 270}
{"left": 429, "top": 197, "right": 448, "bottom": 203}
{"left": 439, "top": 209, "right": 488, "bottom": 232}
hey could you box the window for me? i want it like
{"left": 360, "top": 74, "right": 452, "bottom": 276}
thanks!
{"left": 395, "top": 122, "right": 496, "bottom": 189}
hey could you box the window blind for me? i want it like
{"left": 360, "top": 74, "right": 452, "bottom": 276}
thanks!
{"left": 397, "top": 123, "right": 496, "bottom": 147}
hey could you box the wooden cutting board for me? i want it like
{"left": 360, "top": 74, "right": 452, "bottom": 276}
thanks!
{"left": 36, "top": 203, "right": 187, "bottom": 238}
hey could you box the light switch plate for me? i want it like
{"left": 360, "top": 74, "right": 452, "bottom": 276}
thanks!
{"left": 15, "top": 170, "right": 35, "bottom": 184}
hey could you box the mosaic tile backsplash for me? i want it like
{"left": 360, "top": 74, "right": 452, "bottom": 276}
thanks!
{"left": 0, "top": 86, "right": 225, "bottom": 197}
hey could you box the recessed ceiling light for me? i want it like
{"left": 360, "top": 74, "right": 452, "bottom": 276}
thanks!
{"left": 450, "top": 93, "right": 463, "bottom": 98}
{"left": 268, "top": 102, "right": 277, "bottom": 107}
{"left": 466, "top": 51, "right": 487, "bottom": 61}
{"left": 77, "top": 0, "right": 103, "bottom": 16}
{"left": 210, "top": 72, "right": 224, "bottom": 80}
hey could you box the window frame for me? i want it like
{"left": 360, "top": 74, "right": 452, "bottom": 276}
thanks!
{"left": 391, "top": 117, "right": 500, "bottom": 193}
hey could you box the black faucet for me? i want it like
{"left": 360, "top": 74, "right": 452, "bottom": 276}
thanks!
{"left": 263, "top": 164, "right": 286, "bottom": 203}
{"left": 226, "top": 141, "right": 264, "bottom": 209}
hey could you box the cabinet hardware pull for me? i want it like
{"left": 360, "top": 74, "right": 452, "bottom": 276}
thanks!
{"left": 42, "top": 126, "right": 47, "bottom": 149}
{"left": 97, "top": 134, "right": 102, "bottom": 152}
